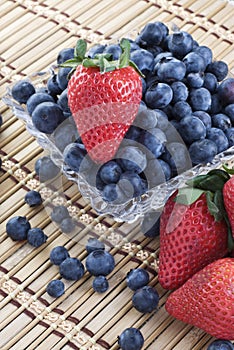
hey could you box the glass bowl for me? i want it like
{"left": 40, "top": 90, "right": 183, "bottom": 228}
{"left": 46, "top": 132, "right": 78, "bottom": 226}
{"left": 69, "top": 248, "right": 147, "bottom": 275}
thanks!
{"left": 3, "top": 70, "right": 234, "bottom": 223}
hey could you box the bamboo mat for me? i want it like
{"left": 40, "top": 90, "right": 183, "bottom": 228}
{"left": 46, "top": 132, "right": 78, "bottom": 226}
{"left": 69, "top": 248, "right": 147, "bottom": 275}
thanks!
{"left": 0, "top": 0, "right": 234, "bottom": 349}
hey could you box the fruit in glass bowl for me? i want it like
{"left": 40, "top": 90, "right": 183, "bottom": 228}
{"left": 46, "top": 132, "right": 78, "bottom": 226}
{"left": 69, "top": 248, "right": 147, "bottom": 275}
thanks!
{"left": 3, "top": 21, "right": 234, "bottom": 223}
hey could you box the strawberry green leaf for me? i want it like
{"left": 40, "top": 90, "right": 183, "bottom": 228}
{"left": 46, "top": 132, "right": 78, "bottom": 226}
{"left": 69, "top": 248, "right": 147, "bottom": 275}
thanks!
{"left": 206, "top": 191, "right": 222, "bottom": 221}
{"left": 60, "top": 58, "right": 82, "bottom": 68}
{"left": 119, "top": 38, "right": 130, "bottom": 68}
{"left": 99, "top": 55, "right": 118, "bottom": 73}
{"left": 175, "top": 187, "right": 204, "bottom": 205}
{"left": 208, "top": 168, "right": 230, "bottom": 181}
{"left": 222, "top": 163, "right": 234, "bottom": 175}
{"left": 196, "top": 174, "right": 227, "bottom": 192}
{"left": 82, "top": 58, "right": 100, "bottom": 68}
{"left": 74, "top": 39, "right": 87, "bottom": 60}
{"left": 185, "top": 174, "right": 208, "bottom": 188}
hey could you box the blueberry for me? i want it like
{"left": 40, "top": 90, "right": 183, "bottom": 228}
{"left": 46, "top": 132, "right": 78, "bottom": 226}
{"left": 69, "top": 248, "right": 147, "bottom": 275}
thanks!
{"left": 189, "top": 87, "right": 211, "bottom": 111}
{"left": 217, "top": 78, "right": 234, "bottom": 106}
{"left": 148, "top": 128, "right": 167, "bottom": 145}
{"left": 50, "top": 246, "right": 70, "bottom": 265}
{"left": 186, "top": 72, "right": 204, "bottom": 88}
{"left": 171, "top": 81, "right": 188, "bottom": 104}
{"left": 155, "top": 57, "right": 186, "bottom": 82}
{"left": 145, "top": 82, "right": 173, "bottom": 109}
{"left": 60, "top": 217, "right": 76, "bottom": 233}
{"left": 203, "top": 72, "right": 218, "bottom": 93}
{"left": 193, "top": 45, "right": 213, "bottom": 66}
{"left": 24, "top": 190, "right": 42, "bottom": 207}
{"left": 26, "top": 92, "right": 54, "bottom": 115}
{"left": 225, "top": 127, "right": 234, "bottom": 147}
{"left": 130, "top": 49, "right": 154, "bottom": 75}
{"left": 132, "top": 285, "right": 159, "bottom": 313}
{"left": 46, "top": 279, "right": 65, "bottom": 298}
{"left": 141, "top": 211, "right": 161, "bottom": 237}
{"left": 85, "top": 250, "right": 115, "bottom": 276}
{"left": 189, "top": 139, "right": 217, "bottom": 165}
{"left": 35, "top": 156, "right": 60, "bottom": 182}
{"left": 57, "top": 89, "right": 71, "bottom": 117}
{"left": 47, "top": 74, "right": 62, "bottom": 96}
{"left": 183, "top": 52, "right": 206, "bottom": 73}
{"left": 133, "top": 106, "right": 157, "bottom": 130}
{"left": 212, "top": 113, "right": 231, "bottom": 131}
{"left": 57, "top": 47, "right": 74, "bottom": 64}
{"left": 207, "top": 339, "right": 234, "bottom": 350}
{"left": 51, "top": 205, "right": 70, "bottom": 224}
{"left": 87, "top": 44, "right": 107, "bottom": 58}
{"left": 27, "top": 228, "right": 48, "bottom": 247}
{"left": 167, "top": 31, "right": 194, "bottom": 59}
{"left": 147, "top": 45, "right": 163, "bottom": 57}
{"left": 118, "top": 327, "right": 144, "bottom": 350}
{"left": 59, "top": 257, "right": 85, "bottom": 280}
{"left": 92, "top": 275, "right": 109, "bottom": 293}
{"left": 86, "top": 238, "right": 105, "bottom": 254}
{"left": 161, "top": 142, "right": 192, "bottom": 175}
{"left": 98, "top": 160, "right": 122, "bottom": 184}
{"left": 193, "top": 111, "right": 212, "bottom": 130}
{"left": 54, "top": 119, "right": 79, "bottom": 151}
{"left": 210, "top": 93, "right": 223, "bottom": 114}
{"left": 63, "top": 142, "right": 91, "bottom": 173}
{"left": 137, "top": 22, "right": 168, "bottom": 46}
{"left": 124, "top": 125, "right": 142, "bottom": 144}
{"left": 178, "top": 115, "right": 206, "bottom": 144}
{"left": 118, "top": 171, "right": 148, "bottom": 198}
{"left": 102, "top": 183, "right": 127, "bottom": 203}
{"left": 126, "top": 268, "right": 150, "bottom": 291}
{"left": 117, "top": 146, "right": 147, "bottom": 174}
{"left": 154, "top": 51, "right": 173, "bottom": 66}
{"left": 144, "top": 158, "right": 171, "bottom": 187}
{"left": 207, "top": 61, "right": 228, "bottom": 81}
{"left": 32, "top": 101, "right": 65, "bottom": 134}
{"left": 103, "top": 44, "right": 122, "bottom": 60}
{"left": 172, "top": 101, "right": 192, "bottom": 121}
{"left": 11, "top": 80, "right": 35, "bottom": 104}
{"left": 6, "top": 216, "right": 31, "bottom": 241}
{"left": 225, "top": 104, "right": 234, "bottom": 122}
{"left": 206, "top": 127, "right": 229, "bottom": 153}
{"left": 57, "top": 67, "right": 72, "bottom": 91}
{"left": 153, "top": 109, "right": 168, "bottom": 131}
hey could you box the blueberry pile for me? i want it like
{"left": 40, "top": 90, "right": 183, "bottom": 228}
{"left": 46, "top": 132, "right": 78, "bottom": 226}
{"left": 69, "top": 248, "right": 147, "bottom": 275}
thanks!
{"left": 6, "top": 216, "right": 48, "bottom": 247}
{"left": 10, "top": 21, "right": 234, "bottom": 206}
{"left": 125, "top": 267, "right": 159, "bottom": 313}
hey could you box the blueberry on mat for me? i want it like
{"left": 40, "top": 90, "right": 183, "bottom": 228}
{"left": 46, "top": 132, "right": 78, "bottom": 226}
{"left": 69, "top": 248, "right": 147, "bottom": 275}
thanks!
{"left": 50, "top": 246, "right": 70, "bottom": 266}
{"left": 46, "top": 279, "right": 65, "bottom": 298}
{"left": 126, "top": 268, "right": 150, "bottom": 291}
{"left": 86, "top": 250, "right": 115, "bottom": 276}
{"left": 207, "top": 339, "right": 234, "bottom": 350}
{"left": 34, "top": 156, "right": 60, "bottom": 182}
{"left": 132, "top": 285, "right": 159, "bottom": 313}
{"left": 92, "top": 275, "right": 109, "bottom": 293}
{"left": 59, "top": 257, "right": 85, "bottom": 280}
{"left": 85, "top": 238, "right": 105, "bottom": 254}
{"left": 27, "top": 228, "right": 48, "bottom": 247}
{"left": 24, "top": 190, "right": 42, "bottom": 207}
{"left": 118, "top": 327, "right": 144, "bottom": 350}
{"left": 6, "top": 216, "right": 31, "bottom": 241}
{"left": 50, "top": 205, "right": 70, "bottom": 224}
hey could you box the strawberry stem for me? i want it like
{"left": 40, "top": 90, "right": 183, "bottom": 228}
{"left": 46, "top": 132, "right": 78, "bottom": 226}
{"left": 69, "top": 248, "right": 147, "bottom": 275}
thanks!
{"left": 60, "top": 38, "right": 144, "bottom": 77}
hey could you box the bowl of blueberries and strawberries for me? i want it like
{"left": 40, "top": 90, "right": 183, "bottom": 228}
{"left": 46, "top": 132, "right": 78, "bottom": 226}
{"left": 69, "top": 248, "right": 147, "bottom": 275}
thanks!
{"left": 3, "top": 21, "right": 234, "bottom": 222}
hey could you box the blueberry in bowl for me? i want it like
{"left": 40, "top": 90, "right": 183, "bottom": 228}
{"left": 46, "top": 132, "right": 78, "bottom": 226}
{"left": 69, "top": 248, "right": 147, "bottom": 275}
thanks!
{"left": 3, "top": 22, "right": 234, "bottom": 223}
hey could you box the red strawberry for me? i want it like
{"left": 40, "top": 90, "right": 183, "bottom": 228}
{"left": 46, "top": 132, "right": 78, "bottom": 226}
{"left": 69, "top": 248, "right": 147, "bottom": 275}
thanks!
{"left": 165, "top": 257, "right": 234, "bottom": 339}
{"left": 158, "top": 169, "right": 231, "bottom": 290}
{"left": 64, "top": 39, "right": 142, "bottom": 164}
{"left": 223, "top": 175, "right": 234, "bottom": 239}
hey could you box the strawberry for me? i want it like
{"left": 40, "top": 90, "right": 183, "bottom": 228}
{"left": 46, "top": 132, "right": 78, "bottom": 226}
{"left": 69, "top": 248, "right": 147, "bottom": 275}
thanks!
{"left": 165, "top": 257, "right": 234, "bottom": 339}
{"left": 223, "top": 174, "right": 234, "bottom": 239}
{"left": 158, "top": 169, "right": 232, "bottom": 290}
{"left": 62, "top": 39, "right": 142, "bottom": 164}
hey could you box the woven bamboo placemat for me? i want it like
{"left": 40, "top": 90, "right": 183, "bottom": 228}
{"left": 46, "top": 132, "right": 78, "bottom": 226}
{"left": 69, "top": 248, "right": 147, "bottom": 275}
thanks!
{"left": 0, "top": 0, "right": 234, "bottom": 349}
